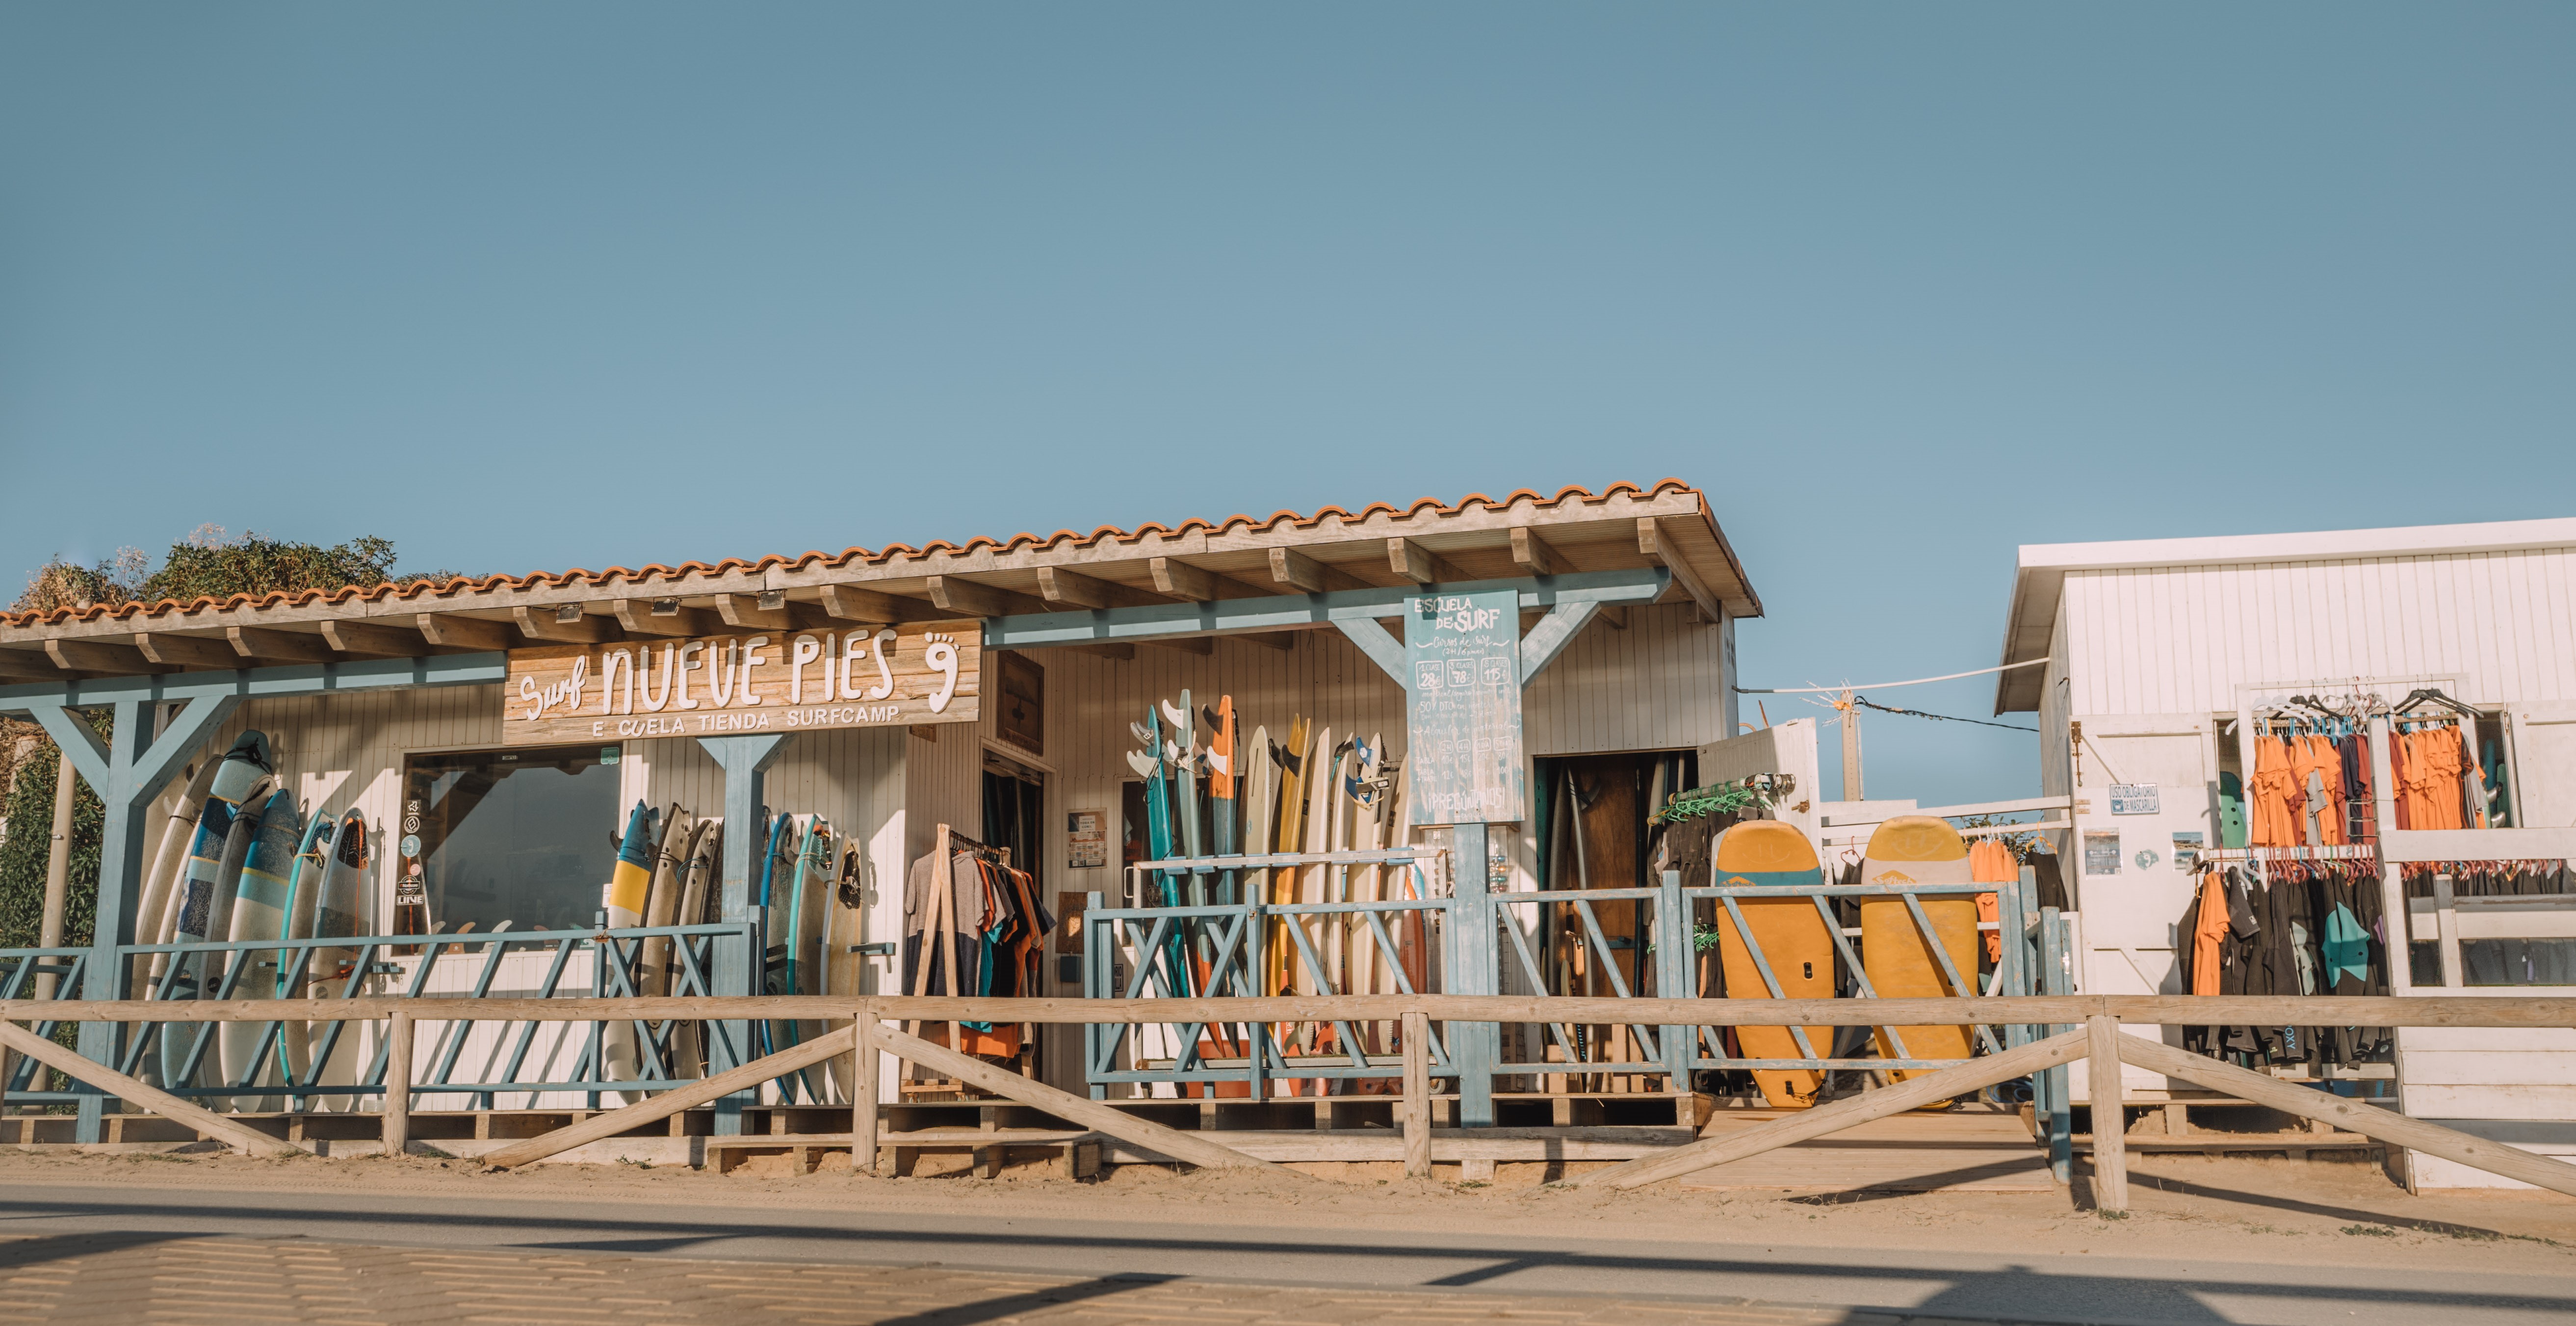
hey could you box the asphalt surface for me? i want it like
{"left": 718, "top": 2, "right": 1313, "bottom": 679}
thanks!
{"left": 1, "top": 1179, "right": 2571, "bottom": 1325}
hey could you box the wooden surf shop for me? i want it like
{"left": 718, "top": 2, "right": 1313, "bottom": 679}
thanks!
{"left": 0, "top": 479, "right": 2066, "bottom": 1170}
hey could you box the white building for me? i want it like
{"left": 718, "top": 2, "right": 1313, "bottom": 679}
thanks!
{"left": 1995, "top": 515, "right": 2576, "bottom": 1188}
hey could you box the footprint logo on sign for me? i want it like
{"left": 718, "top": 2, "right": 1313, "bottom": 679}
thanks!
{"left": 924, "top": 633, "right": 962, "bottom": 713}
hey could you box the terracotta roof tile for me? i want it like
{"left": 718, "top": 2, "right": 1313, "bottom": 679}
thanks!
{"left": 4, "top": 479, "right": 1700, "bottom": 629}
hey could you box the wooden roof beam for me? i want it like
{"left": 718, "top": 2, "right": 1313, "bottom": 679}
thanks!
{"left": 925, "top": 575, "right": 1031, "bottom": 619}
{"left": 416, "top": 614, "right": 516, "bottom": 652}
{"left": 320, "top": 620, "right": 434, "bottom": 658}
{"left": 1638, "top": 517, "right": 1721, "bottom": 625}
{"left": 1036, "top": 566, "right": 1130, "bottom": 610}
{"left": 0, "top": 649, "right": 71, "bottom": 681}
{"left": 1149, "top": 557, "right": 1219, "bottom": 602}
{"left": 1509, "top": 526, "right": 1562, "bottom": 577}
{"left": 1267, "top": 547, "right": 1375, "bottom": 594}
{"left": 715, "top": 591, "right": 804, "bottom": 632}
{"left": 512, "top": 605, "right": 620, "bottom": 644}
{"left": 228, "top": 626, "right": 338, "bottom": 664}
{"left": 613, "top": 599, "right": 721, "bottom": 637}
{"left": 46, "top": 638, "right": 175, "bottom": 675}
{"left": 1386, "top": 538, "right": 1462, "bottom": 586}
{"left": 817, "top": 583, "right": 939, "bottom": 626}
{"left": 132, "top": 633, "right": 244, "bottom": 670}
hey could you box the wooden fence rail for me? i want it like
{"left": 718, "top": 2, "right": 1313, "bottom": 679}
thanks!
{"left": 7, "top": 993, "right": 2575, "bottom": 1201}
{"left": 6, "top": 993, "right": 2575, "bottom": 1027}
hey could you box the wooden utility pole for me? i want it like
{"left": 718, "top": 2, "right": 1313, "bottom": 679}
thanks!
{"left": 36, "top": 748, "right": 76, "bottom": 1000}
{"left": 1840, "top": 689, "right": 1862, "bottom": 802}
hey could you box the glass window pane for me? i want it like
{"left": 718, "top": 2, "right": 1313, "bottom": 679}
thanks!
{"left": 398, "top": 744, "right": 620, "bottom": 934}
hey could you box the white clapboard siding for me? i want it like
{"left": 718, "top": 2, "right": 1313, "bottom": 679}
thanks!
{"left": 2060, "top": 546, "right": 2576, "bottom": 717}
{"left": 2402, "top": 1027, "right": 2576, "bottom": 1054}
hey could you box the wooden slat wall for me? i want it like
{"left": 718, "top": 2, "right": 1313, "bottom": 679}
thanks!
{"left": 2061, "top": 546, "right": 2576, "bottom": 716}
{"left": 1522, "top": 603, "right": 1732, "bottom": 757}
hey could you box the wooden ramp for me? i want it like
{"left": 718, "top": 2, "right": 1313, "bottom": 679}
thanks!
{"left": 1678, "top": 1104, "right": 2055, "bottom": 1193}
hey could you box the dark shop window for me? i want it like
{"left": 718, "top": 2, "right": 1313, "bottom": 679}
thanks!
{"left": 397, "top": 744, "right": 622, "bottom": 935}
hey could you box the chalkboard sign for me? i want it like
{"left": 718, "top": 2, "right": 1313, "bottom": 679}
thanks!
{"left": 1405, "top": 590, "right": 1526, "bottom": 825}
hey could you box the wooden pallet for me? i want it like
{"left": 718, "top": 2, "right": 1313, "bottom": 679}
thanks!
{"left": 707, "top": 1129, "right": 1103, "bottom": 1179}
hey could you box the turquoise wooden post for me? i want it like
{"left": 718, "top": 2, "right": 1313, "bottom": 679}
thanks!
{"left": 1447, "top": 822, "right": 1496, "bottom": 1127}
{"left": 2038, "top": 904, "right": 2073, "bottom": 1185}
{"left": 696, "top": 732, "right": 791, "bottom": 1136}
{"left": 26, "top": 695, "right": 240, "bottom": 1142}
{"left": 1656, "top": 869, "right": 1693, "bottom": 1094}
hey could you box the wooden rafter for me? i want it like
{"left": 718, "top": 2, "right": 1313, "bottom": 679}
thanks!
{"left": 512, "top": 605, "right": 619, "bottom": 644}
{"left": 612, "top": 599, "right": 720, "bottom": 637}
{"left": 415, "top": 614, "right": 515, "bottom": 652}
{"left": 1385, "top": 537, "right": 1461, "bottom": 585}
{"left": 1638, "top": 517, "right": 1722, "bottom": 625}
{"left": 131, "top": 633, "right": 241, "bottom": 670}
{"left": 1509, "top": 526, "right": 1561, "bottom": 577}
{"left": 320, "top": 620, "right": 430, "bottom": 658}
{"left": 229, "top": 626, "right": 338, "bottom": 664}
{"left": 46, "top": 638, "right": 173, "bottom": 675}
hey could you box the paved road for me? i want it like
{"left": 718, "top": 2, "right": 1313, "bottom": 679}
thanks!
{"left": 1, "top": 1180, "right": 2570, "bottom": 1325}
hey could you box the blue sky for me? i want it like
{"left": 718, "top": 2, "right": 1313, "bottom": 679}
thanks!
{"left": 3, "top": 4, "right": 2570, "bottom": 806}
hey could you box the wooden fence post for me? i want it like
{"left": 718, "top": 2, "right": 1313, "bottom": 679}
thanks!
{"left": 1402, "top": 1009, "right": 1431, "bottom": 1179}
{"left": 2086, "top": 1013, "right": 2127, "bottom": 1212}
{"left": 853, "top": 1004, "right": 878, "bottom": 1176}
{"left": 383, "top": 1011, "right": 413, "bottom": 1157}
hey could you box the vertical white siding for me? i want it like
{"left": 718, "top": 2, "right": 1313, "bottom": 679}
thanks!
{"left": 2060, "top": 545, "right": 2576, "bottom": 715}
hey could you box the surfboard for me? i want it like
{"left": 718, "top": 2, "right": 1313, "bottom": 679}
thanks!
{"left": 750, "top": 808, "right": 793, "bottom": 1056}
{"left": 602, "top": 799, "right": 659, "bottom": 1102}
{"left": 313, "top": 810, "right": 370, "bottom": 973}
{"left": 1267, "top": 717, "right": 1309, "bottom": 1002}
{"left": 1859, "top": 815, "right": 1980, "bottom": 1087}
{"left": 779, "top": 816, "right": 834, "bottom": 1101}
{"left": 221, "top": 788, "right": 303, "bottom": 1107}
{"left": 823, "top": 833, "right": 866, "bottom": 1102}
{"left": 1239, "top": 720, "right": 1275, "bottom": 1034}
{"left": 208, "top": 731, "right": 274, "bottom": 805}
{"left": 1712, "top": 820, "right": 1835, "bottom": 1108}
{"left": 640, "top": 805, "right": 693, "bottom": 998}
{"left": 163, "top": 780, "right": 269, "bottom": 1088}
{"left": 671, "top": 817, "right": 721, "bottom": 1080}
{"left": 134, "top": 757, "right": 226, "bottom": 1005}
{"left": 275, "top": 810, "right": 334, "bottom": 1087}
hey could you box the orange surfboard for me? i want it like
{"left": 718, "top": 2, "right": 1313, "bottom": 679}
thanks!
{"left": 1713, "top": 821, "right": 1836, "bottom": 1108}
{"left": 1859, "top": 816, "right": 1979, "bottom": 1085}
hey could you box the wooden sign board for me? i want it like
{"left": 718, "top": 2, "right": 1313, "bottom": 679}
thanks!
{"left": 1404, "top": 589, "right": 1526, "bottom": 824}
{"left": 502, "top": 620, "right": 981, "bottom": 746}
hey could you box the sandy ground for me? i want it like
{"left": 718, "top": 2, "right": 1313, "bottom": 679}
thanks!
{"left": 0, "top": 1145, "right": 2569, "bottom": 1280}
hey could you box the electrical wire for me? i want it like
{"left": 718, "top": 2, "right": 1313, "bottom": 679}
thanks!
{"left": 1851, "top": 694, "right": 2038, "bottom": 733}
{"left": 1734, "top": 656, "right": 2050, "bottom": 695}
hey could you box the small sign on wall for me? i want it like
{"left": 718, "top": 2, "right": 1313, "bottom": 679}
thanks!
{"left": 2083, "top": 830, "right": 2122, "bottom": 876}
{"left": 2108, "top": 784, "right": 2160, "bottom": 815}
{"left": 1066, "top": 809, "right": 1108, "bottom": 870}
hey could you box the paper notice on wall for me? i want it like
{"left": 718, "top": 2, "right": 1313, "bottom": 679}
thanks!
{"left": 2083, "top": 830, "right": 2122, "bottom": 876}
{"left": 1067, "top": 810, "right": 1108, "bottom": 870}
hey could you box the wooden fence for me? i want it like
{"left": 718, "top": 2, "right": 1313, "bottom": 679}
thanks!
{"left": 5, "top": 994, "right": 2574, "bottom": 1208}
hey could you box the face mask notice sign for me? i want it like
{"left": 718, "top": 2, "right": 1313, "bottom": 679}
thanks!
{"left": 1405, "top": 590, "right": 1525, "bottom": 826}
{"left": 502, "top": 618, "right": 981, "bottom": 745}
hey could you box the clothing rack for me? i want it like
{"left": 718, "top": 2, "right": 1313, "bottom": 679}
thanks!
{"left": 2203, "top": 845, "right": 2381, "bottom": 863}
{"left": 906, "top": 822, "right": 1029, "bottom": 1098}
